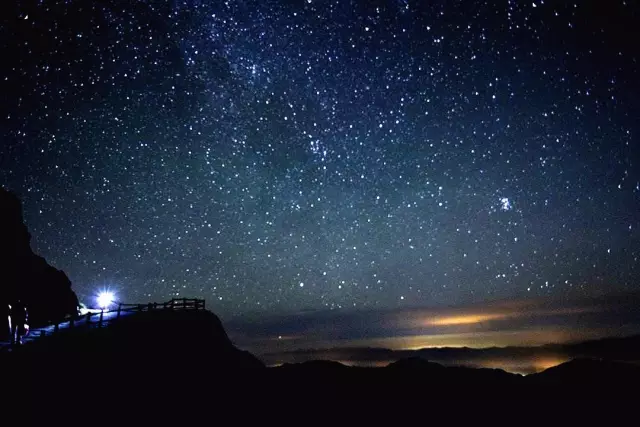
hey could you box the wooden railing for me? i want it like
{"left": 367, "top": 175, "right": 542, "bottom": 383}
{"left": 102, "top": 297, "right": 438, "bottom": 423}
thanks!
{"left": 71, "top": 297, "right": 205, "bottom": 329}
{"left": 2, "top": 298, "right": 206, "bottom": 349}
{"left": 115, "top": 298, "right": 206, "bottom": 317}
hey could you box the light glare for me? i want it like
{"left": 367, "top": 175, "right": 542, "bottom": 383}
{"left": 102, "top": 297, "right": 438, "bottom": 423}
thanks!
{"left": 97, "top": 291, "right": 115, "bottom": 309}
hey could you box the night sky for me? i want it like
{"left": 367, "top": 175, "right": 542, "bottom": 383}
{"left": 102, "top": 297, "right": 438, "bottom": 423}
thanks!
{"left": 2, "top": 0, "right": 640, "bottom": 328}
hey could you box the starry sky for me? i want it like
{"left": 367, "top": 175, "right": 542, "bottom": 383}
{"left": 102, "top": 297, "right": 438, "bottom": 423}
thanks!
{"left": 2, "top": 0, "right": 640, "bottom": 325}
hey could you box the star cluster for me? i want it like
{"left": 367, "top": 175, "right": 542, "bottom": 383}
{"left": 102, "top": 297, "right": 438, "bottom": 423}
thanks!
{"left": 1, "top": 0, "right": 639, "bottom": 318}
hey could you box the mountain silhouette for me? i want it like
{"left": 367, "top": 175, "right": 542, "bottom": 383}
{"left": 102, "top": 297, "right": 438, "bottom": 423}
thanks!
{"left": 3, "top": 304, "right": 639, "bottom": 420}
{"left": 3, "top": 307, "right": 264, "bottom": 412}
{"left": 0, "top": 188, "right": 78, "bottom": 336}
{"left": 526, "top": 358, "right": 640, "bottom": 387}
{"left": 10, "top": 307, "right": 264, "bottom": 371}
{"left": 263, "top": 334, "right": 640, "bottom": 375}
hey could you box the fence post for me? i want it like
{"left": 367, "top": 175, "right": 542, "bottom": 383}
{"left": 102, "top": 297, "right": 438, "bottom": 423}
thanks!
{"left": 99, "top": 310, "right": 104, "bottom": 327}
{"left": 117, "top": 304, "right": 122, "bottom": 318}
{"left": 153, "top": 302, "right": 158, "bottom": 310}
{"left": 54, "top": 323, "right": 59, "bottom": 333}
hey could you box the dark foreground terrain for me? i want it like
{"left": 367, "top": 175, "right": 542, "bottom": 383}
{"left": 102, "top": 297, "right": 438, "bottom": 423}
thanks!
{"left": 2, "top": 308, "right": 639, "bottom": 422}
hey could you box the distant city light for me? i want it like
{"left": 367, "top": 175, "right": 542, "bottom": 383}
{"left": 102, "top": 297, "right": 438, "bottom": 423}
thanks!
{"left": 97, "top": 291, "right": 115, "bottom": 310}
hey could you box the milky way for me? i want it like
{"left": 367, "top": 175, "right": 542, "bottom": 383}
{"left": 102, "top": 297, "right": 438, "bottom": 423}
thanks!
{"left": 2, "top": 1, "right": 639, "bottom": 319}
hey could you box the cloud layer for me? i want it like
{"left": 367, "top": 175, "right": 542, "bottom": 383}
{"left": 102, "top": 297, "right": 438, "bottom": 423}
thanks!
{"left": 226, "top": 293, "right": 640, "bottom": 372}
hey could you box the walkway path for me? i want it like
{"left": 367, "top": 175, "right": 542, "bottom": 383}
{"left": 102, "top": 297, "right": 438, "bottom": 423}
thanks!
{"left": 0, "top": 298, "right": 205, "bottom": 351}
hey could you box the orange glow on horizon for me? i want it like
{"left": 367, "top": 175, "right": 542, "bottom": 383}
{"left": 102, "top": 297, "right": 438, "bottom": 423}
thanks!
{"left": 350, "top": 328, "right": 600, "bottom": 351}
{"left": 426, "top": 313, "right": 508, "bottom": 326}
{"left": 533, "top": 357, "right": 568, "bottom": 372}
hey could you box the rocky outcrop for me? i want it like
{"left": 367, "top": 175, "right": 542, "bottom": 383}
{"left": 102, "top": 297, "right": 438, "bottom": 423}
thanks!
{"left": 5, "top": 308, "right": 265, "bottom": 401}
{"left": 0, "top": 188, "right": 78, "bottom": 333}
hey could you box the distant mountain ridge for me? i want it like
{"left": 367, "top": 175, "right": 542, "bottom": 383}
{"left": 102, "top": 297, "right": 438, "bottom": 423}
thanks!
{"left": 261, "top": 334, "right": 640, "bottom": 374}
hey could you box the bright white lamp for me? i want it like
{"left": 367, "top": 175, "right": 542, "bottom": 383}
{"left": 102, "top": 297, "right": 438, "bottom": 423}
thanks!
{"left": 97, "top": 291, "right": 115, "bottom": 310}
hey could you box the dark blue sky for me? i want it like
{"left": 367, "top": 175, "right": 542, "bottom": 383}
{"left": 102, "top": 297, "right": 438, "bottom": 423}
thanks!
{"left": 1, "top": 0, "right": 639, "bottom": 321}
